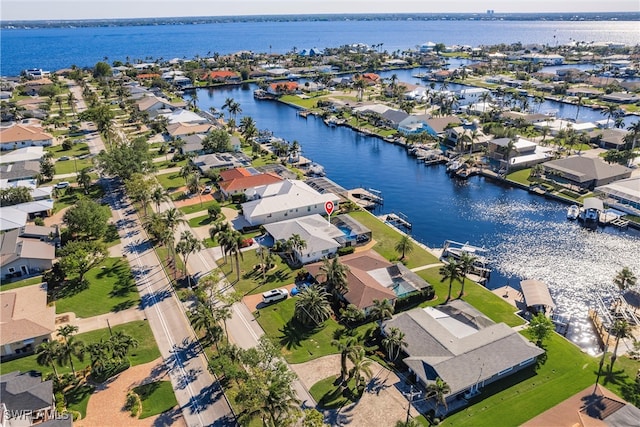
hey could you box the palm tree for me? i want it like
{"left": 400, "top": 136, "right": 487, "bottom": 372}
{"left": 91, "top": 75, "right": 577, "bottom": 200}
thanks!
{"left": 222, "top": 97, "right": 235, "bottom": 120}
{"left": 36, "top": 340, "right": 61, "bottom": 379}
{"left": 440, "top": 258, "right": 462, "bottom": 303}
{"left": 109, "top": 331, "right": 138, "bottom": 361}
{"left": 228, "top": 101, "right": 242, "bottom": 123}
{"left": 151, "top": 186, "right": 169, "bottom": 212}
{"left": 614, "top": 267, "right": 637, "bottom": 291}
{"left": 457, "top": 252, "right": 477, "bottom": 299}
{"left": 426, "top": 377, "right": 451, "bottom": 418}
{"left": 77, "top": 167, "right": 92, "bottom": 194}
{"left": 575, "top": 94, "right": 584, "bottom": 121}
{"left": 86, "top": 340, "right": 111, "bottom": 375}
{"left": 339, "top": 304, "right": 365, "bottom": 329}
{"left": 395, "top": 234, "right": 414, "bottom": 261}
{"left": 382, "top": 326, "right": 407, "bottom": 361}
{"left": 163, "top": 207, "right": 185, "bottom": 232}
{"left": 175, "top": 230, "right": 203, "bottom": 283}
{"left": 348, "top": 347, "right": 373, "bottom": 390}
{"left": 56, "top": 325, "right": 85, "bottom": 376}
{"left": 190, "top": 302, "right": 223, "bottom": 350}
{"left": 286, "top": 234, "right": 307, "bottom": 265}
{"left": 331, "top": 336, "right": 361, "bottom": 384}
{"left": 294, "top": 285, "right": 332, "bottom": 327}
{"left": 225, "top": 230, "right": 244, "bottom": 283}
{"left": 609, "top": 319, "right": 632, "bottom": 374}
{"left": 319, "top": 256, "right": 350, "bottom": 299}
{"left": 370, "top": 298, "right": 394, "bottom": 328}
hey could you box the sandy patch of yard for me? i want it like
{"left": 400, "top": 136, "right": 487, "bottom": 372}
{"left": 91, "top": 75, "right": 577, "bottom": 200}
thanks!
{"left": 75, "top": 358, "right": 185, "bottom": 427}
{"left": 290, "top": 354, "right": 420, "bottom": 427}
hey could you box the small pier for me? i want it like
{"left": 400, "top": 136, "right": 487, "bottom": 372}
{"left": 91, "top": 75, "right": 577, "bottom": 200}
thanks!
{"left": 348, "top": 188, "right": 384, "bottom": 210}
{"left": 381, "top": 212, "right": 412, "bottom": 230}
{"left": 297, "top": 110, "right": 310, "bottom": 118}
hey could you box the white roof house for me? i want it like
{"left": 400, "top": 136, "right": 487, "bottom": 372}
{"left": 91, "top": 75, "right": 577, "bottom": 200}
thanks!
{"left": 242, "top": 180, "right": 339, "bottom": 226}
{"left": 262, "top": 214, "right": 343, "bottom": 264}
{"left": 533, "top": 119, "right": 597, "bottom": 136}
{"left": 595, "top": 176, "right": 640, "bottom": 216}
{"left": 160, "top": 109, "right": 208, "bottom": 125}
{"left": 0, "top": 146, "right": 44, "bottom": 164}
{"left": 0, "top": 207, "right": 28, "bottom": 231}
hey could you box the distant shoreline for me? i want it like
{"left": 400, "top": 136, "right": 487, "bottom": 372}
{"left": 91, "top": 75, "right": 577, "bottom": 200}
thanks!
{"left": 2, "top": 12, "right": 639, "bottom": 30}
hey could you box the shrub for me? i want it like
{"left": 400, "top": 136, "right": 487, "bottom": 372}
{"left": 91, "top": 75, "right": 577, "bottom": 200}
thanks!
{"left": 338, "top": 246, "right": 355, "bottom": 256}
{"left": 62, "top": 139, "right": 74, "bottom": 150}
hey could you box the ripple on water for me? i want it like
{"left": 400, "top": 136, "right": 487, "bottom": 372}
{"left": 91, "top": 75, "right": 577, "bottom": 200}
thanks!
{"left": 470, "top": 200, "right": 640, "bottom": 355}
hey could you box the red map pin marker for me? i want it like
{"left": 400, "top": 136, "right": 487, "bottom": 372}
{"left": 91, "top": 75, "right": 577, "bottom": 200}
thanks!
{"left": 324, "top": 200, "right": 335, "bottom": 215}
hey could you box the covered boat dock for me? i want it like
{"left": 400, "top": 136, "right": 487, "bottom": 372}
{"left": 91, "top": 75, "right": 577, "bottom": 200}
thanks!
{"left": 520, "top": 279, "right": 556, "bottom": 316}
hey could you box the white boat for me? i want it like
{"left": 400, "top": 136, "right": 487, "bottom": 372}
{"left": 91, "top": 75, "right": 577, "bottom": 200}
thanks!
{"left": 567, "top": 205, "right": 580, "bottom": 220}
{"left": 441, "top": 240, "right": 491, "bottom": 278}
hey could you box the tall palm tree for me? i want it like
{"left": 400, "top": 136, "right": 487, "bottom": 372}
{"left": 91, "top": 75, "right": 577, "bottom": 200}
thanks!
{"left": 614, "top": 267, "right": 637, "bottom": 291}
{"left": 426, "top": 377, "right": 451, "bottom": 418}
{"left": 294, "top": 285, "right": 332, "bottom": 327}
{"left": 370, "top": 298, "right": 394, "bottom": 328}
{"left": 176, "top": 230, "right": 203, "bottom": 282}
{"left": 77, "top": 167, "right": 92, "bottom": 194}
{"left": 151, "top": 186, "right": 169, "bottom": 212}
{"left": 109, "top": 331, "right": 138, "bottom": 361}
{"left": 457, "top": 252, "right": 477, "bottom": 299}
{"left": 222, "top": 97, "right": 235, "bottom": 120}
{"left": 609, "top": 319, "right": 632, "bottom": 374}
{"left": 86, "top": 340, "right": 111, "bottom": 376}
{"left": 319, "top": 256, "right": 350, "bottom": 299}
{"left": 36, "top": 340, "right": 61, "bottom": 379}
{"left": 382, "top": 326, "right": 408, "bottom": 361}
{"left": 56, "top": 329, "right": 85, "bottom": 376}
{"left": 163, "top": 207, "right": 185, "bottom": 232}
{"left": 440, "top": 258, "right": 462, "bottom": 303}
{"left": 225, "top": 230, "right": 244, "bottom": 283}
{"left": 348, "top": 347, "right": 373, "bottom": 389}
{"left": 395, "top": 234, "right": 414, "bottom": 261}
{"left": 331, "top": 336, "right": 362, "bottom": 384}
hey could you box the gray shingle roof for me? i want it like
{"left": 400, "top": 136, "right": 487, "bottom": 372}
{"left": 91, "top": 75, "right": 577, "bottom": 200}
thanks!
{"left": 0, "top": 371, "right": 52, "bottom": 412}
{"left": 543, "top": 156, "right": 631, "bottom": 183}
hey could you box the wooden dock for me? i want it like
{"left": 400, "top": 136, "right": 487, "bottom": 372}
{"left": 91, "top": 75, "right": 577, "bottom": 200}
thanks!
{"left": 348, "top": 188, "right": 384, "bottom": 210}
{"left": 381, "top": 212, "right": 412, "bottom": 230}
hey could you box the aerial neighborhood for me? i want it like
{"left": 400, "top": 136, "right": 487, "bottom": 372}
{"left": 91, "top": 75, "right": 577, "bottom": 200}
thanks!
{"left": 1, "top": 31, "right": 639, "bottom": 427}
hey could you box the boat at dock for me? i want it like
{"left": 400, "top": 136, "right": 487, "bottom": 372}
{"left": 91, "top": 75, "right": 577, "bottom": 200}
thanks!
{"left": 567, "top": 205, "right": 580, "bottom": 220}
{"left": 441, "top": 240, "right": 491, "bottom": 279}
{"left": 380, "top": 212, "right": 412, "bottom": 230}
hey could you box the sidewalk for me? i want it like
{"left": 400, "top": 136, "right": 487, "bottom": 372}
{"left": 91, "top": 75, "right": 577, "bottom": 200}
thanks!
{"left": 55, "top": 306, "right": 146, "bottom": 335}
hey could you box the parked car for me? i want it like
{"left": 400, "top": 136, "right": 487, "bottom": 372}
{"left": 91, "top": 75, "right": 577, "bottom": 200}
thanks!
{"left": 54, "top": 181, "right": 70, "bottom": 189}
{"left": 59, "top": 156, "right": 70, "bottom": 161}
{"left": 262, "top": 288, "right": 288, "bottom": 304}
{"left": 203, "top": 185, "right": 212, "bottom": 193}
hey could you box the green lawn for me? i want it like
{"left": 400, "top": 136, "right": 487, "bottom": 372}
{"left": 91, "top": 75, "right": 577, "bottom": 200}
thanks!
{"left": 255, "top": 297, "right": 346, "bottom": 364}
{"left": 54, "top": 158, "right": 94, "bottom": 175}
{"left": 0, "top": 275, "right": 44, "bottom": 290}
{"left": 187, "top": 215, "right": 215, "bottom": 228}
{"left": 416, "top": 266, "right": 524, "bottom": 327}
{"left": 52, "top": 184, "right": 105, "bottom": 213}
{"left": 55, "top": 257, "right": 140, "bottom": 317}
{"left": 310, "top": 376, "right": 358, "bottom": 409}
{"left": 155, "top": 172, "right": 185, "bottom": 192}
{"left": 218, "top": 248, "right": 298, "bottom": 296}
{"left": 178, "top": 198, "right": 220, "bottom": 215}
{"left": 0, "top": 320, "right": 160, "bottom": 376}
{"left": 507, "top": 168, "right": 534, "bottom": 186}
{"left": 279, "top": 95, "right": 319, "bottom": 109}
{"left": 45, "top": 143, "right": 90, "bottom": 158}
{"left": 348, "top": 211, "right": 440, "bottom": 268}
{"left": 134, "top": 381, "right": 178, "bottom": 419}
{"left": 442, "top": 332, "right": 600, "bottom": 426}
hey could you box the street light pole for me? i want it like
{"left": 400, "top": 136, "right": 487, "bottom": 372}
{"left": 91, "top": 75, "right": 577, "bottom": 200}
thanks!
{"left": 405, "top": 384, "right": 420, "bottom": 424}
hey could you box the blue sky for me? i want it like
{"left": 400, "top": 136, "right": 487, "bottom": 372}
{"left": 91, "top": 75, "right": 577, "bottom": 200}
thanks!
{"left": 2, "top": 0, "right": 638, "bottom": 21}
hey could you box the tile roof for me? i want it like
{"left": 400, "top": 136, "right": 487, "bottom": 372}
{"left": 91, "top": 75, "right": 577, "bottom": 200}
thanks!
{"left": 219, "top": 167, "right": 253, "bottom": 181}
{"left": 544, "top": 156, "right": 632, "bottom": 183}
{"left": 219, "top": 172, "right": 283, "bottom": 193}
{"left": 0, "top": 124, "right": 53, "bottom": 145}
{"left": 0, "top": 284, "right": 55, "bottom": 346}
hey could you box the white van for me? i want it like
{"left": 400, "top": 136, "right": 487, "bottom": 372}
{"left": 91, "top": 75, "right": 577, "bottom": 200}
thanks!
{"left": 262, "top": 288, "right": 288, "bottom": 304}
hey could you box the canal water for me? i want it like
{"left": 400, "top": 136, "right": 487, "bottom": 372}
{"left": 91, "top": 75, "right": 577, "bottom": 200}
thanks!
{"left": 196, "top": 84, "right": 640, "bottom": 355}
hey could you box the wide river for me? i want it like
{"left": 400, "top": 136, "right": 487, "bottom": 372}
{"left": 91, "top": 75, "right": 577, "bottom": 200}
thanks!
{"left": 195, "top": 82, "right": 640, "bottom": 355}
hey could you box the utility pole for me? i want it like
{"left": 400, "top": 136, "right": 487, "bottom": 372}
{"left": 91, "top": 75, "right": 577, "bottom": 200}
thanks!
{"left": 404, "top": 384, "right": 421, "bottom": 424}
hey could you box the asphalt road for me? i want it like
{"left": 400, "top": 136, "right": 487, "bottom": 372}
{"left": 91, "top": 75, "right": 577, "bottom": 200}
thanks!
{"left": 105, "top": 178, "right": 236, "bottom": 427}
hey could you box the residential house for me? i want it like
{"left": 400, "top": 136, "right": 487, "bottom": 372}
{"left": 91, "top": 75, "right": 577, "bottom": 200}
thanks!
{"left": 446, "top": 125, "right": 491, "bottom": 153}
{"left": 0, "top": 179, "right": 53, "bottom": 201}
{"left": 160, "top": 109, "right": 208, "bottom": 125}
{"left": 135, "top": 95, "right": 186, "bottom": 114}
{"left": 359, "top": 73, "right": 380, "bottom": 85}
{"left": 456, "top": 88, "right": 491, "bottom": 106}
{"left": 267, "top": 81, "right": 299, "bottom": 96}
{"left": 397, "top": 114, "right": 432, "bottom": 135}
{"left": 192, "top": 152, "right": 251, "bottom": 173}
{"left": 0, "top": 146, "right": 44, "bottom": 164}
{"left": 241, "top": 179, "right": 339, "bottom": 226}
{"left": 0, "top": 207, "right": 27, "bottom": 231}
{"left": 382, "top": 300, "right": 544, "bottom": 410}
{"left": 180, "top": 134, "right": 206, "bottom": 155}
{"left": 0, "top": 226, "right": 56, "bottom": 279}
{"left": 218, "top": 168, "right": 283, "bottom": 198}
{"left": 411, "top": 116, "right": 462, "bottom": 138}
{"left": 589, "top": 128, "right": 628, "bottom": 149}
{"left": 543, "top": 156, "right": 632, "bottom": 190}
{"left": 523, "top": 384, "right": 640, "bottom": 427}
{"left": 166, "top": 122, "right": 214, "bottom": 140}
{"left": 0, "top": 283, "right": 56, "bottom": 358}
{"left": 306, "top": 250, "right": 432, "bottom": 313}
{"left": 380, "top": 109, "right": 409, "bottom": 129}
{"left": 533, "top": 119, "right": 597, "bottom": 136}
{"left": 521, "top": 53, "right": 564, "bottom": 65}
{"left": 24, "top": 68, "right": 51, "bottom": 78}
{"left": 0, "top": 161, "right": 41, "bottom": 181}
{"left": 488, "top": 136, "right": 553, "bottom": 170}
{"left": 263, "top": 214, "right": 372, "bottom": 265}
{"left": 601, "top": 92, "right": 640, "bottom": 104}
{"left": 501, "top": 111, "right": 551, "bottom": 126}
{"left": 0, "top": 370, "right": 73, "bottom": 426}
{"left": 595, "top": 176, "right": 640, "bottom": 216}
{"left": 0, "top": 124, "right": 53, "bottom": 151}
{"left": 202, "top": 70, "right": 241, "bottom": 83}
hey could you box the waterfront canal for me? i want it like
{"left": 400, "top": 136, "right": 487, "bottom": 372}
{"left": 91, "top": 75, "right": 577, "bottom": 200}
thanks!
{"left": 196, "top": 84, "right": 640, "bottom": 355}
